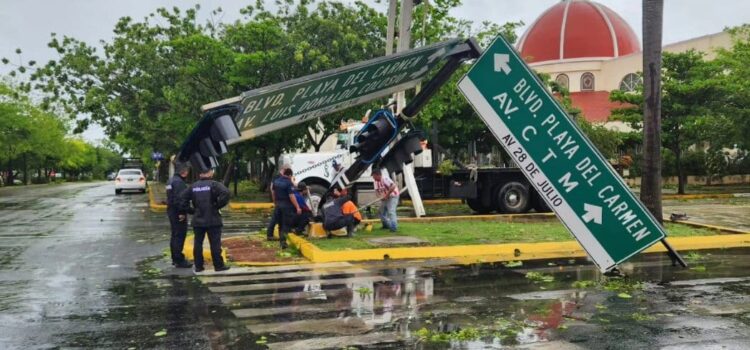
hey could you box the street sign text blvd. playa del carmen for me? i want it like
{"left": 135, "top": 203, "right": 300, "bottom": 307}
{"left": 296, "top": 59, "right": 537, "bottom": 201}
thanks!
{"left": 458, "top": 35, "right": 667, "bottom": 272}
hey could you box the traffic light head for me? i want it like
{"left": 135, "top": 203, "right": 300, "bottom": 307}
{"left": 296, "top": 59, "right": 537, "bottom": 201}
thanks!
{"left": 178, "top": 105, "right": 242, "bottom": 173}
{"left": 351, "top": 109, "right": 398, "bottom": 164}
{"left": 377, "top": 130, "right": 425, "bottom": 175}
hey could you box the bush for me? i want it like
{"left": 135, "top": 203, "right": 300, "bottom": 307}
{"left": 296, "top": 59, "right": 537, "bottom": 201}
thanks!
{"left": 437, "top": 159, "right": 457, "bottom": 176}
{"left": 235, "top": 179, "right": 270, "bottom": 201}
{"left": 237, "top": 179, "right": 264, "bottom": 194}
{"left": 683, "top": 150, "right": 707, "bottom": 176}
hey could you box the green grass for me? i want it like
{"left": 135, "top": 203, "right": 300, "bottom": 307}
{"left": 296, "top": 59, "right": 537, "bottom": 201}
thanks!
{"left": 312, "top": 219, "right": 722, "bottom": 251}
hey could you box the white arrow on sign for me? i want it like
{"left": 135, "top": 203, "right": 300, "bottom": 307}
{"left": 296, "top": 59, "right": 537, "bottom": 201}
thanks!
{"left": 428, "top": 47, "right": 447, "bottom": 63}
{"left": 582, "top": 203, "right": 603, "bottom": 225}
{"left": 409, "top": 66, "right": 429, "bottom": 79}
{"left": 494, "top": 54, "right": 511, "bottom": 74}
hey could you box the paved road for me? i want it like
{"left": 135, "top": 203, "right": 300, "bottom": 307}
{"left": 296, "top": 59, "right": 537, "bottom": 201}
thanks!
{"left": 2, "top": 182, "right": 750, "bottom": 349}
{"left": 0, "top": 182, "right": 259, "bottom": 349}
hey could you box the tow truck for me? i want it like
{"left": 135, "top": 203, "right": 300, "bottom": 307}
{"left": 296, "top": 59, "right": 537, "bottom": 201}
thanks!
{"left": 281, "top": 121, "right": 550, "bottom": 215}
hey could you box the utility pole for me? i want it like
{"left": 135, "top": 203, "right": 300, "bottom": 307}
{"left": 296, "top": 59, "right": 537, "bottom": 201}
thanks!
{"left": 641, "top": 0, "right": 664, "bottom": 222}
{"left": 388, "top": 0, "right": 426, "bottom": 217}
{"left": 385, "top": 0, "right": 397, "bottom": 55}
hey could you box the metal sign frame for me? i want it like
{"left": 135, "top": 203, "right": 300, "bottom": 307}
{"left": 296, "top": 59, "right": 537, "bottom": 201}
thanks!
{"left": 203, "top": 38, "right": 464, "bottom": 143}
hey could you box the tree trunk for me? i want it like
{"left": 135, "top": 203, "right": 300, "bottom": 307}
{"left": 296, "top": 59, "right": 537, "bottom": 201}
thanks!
{"left": 675, "top": 147, "right": 686, "bottom": 195}
{"left": 221, "top": 154, "right": 234, "bottom": 187}
{"left": 306, "top": 128, "right": 333, "bottom": 152}
{"left": 640, "top": 0, "right": 664, "bottom": 223}
{"left": 23, "top": 153, "right": 28, "bottom": 185}
{"left": 6, "top": 157, "right": 14, "bottom": 186}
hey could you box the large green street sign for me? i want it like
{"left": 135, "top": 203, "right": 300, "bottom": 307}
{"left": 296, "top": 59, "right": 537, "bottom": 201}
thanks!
{"left": 458, "top": 35, "right": 666, "bottom": 272}
{"left": 204, "top": 39, "right": 462, "bottom": 144}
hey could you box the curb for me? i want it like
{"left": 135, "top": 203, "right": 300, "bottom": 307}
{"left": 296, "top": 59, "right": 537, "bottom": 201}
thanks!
{"left": 158, "top": 192, "right": 750, "bottom": 213}
{"left": 227, "top": 199, "right": 465, "bottom": 212}
{"left": 147, "top": 184, "right": 167, "bottom": 212}
{"left": 662, "top": 193, "right": 737, "bottom": 200}
{"left": 363, "top": 212, "right": 555, "bottom": 224}
{"left": 287, "top": 221, "right": 750, "bottom": 264}
{"left": 402, "top": 199, "right": 462, "bottom": 205}
{"left": 665, "top": 218, "right": 750, "bottom": 235}
{"left": 228, "top": 202, "right": 275, "bottom": 211}
{"left": 182, "top": 234, "right": 229, "bottom": 262}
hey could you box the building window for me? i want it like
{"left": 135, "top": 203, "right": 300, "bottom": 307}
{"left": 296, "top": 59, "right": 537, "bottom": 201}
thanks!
{"left": 619, "top": 73, "right": 642, "bottom": 92}
{"left": 555, "top": 74, "right": 569, "bottom": 90}
{"left": 581, "top": 72, "right": 595, "bottom": 91}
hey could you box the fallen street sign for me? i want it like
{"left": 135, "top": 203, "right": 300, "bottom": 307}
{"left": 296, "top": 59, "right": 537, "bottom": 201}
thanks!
{"left": 457, "top": 35, "right": 667, "bottom": 272}
{"left": 204, "top": 39, "right": 462, "bottom": 143}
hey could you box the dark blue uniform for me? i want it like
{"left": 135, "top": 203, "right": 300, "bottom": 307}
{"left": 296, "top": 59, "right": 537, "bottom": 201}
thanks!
{"left": 272, "top": 176, "right": 296, "bottom": 249}
{"left": 266, "top": 175, "right": 280, "bottom": 240}
{"left": 179, "top": 179, "right": 230, "bottom": 271}
{"left": 166, "top": 174, "right": 189, "bottom": 266}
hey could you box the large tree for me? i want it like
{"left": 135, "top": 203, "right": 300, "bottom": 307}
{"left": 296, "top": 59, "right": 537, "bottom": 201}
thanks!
{"left": 712, "top": 25, "right": 750, "bottom": 150}
{"left": 0, "top": 82, "right": 71, "bottom": 184}
{"left": 8, "top": 2, "right": 391, "bottom": 185}
{"left": 611, "top": 50, "right": 723, "bottom": 194}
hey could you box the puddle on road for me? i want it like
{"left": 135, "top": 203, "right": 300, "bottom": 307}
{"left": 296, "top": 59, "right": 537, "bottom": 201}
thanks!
{"left": 191, "top": 248, "right": 750, "bottom": 349}
{"left": 26, "top": 255, "right": 264, "bottom": 350}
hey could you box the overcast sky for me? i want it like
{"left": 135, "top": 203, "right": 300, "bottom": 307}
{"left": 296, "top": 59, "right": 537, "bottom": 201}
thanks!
{"left": 2, "top": 0, "right": 749, "bottom": 142}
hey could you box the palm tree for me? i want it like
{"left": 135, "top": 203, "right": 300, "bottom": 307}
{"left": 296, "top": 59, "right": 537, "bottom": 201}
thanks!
{"left": 641, "top": 0, "right": 664, "bottom": 223}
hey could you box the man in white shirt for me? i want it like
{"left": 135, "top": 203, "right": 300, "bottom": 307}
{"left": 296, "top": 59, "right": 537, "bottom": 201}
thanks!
{"left": 372, "top": 168, "right": 399, "bottom": 232}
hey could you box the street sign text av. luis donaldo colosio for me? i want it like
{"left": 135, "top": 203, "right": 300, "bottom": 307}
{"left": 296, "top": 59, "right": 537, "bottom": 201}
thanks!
{"left": 458, "top": 35, "right": 666, "bottom": 272}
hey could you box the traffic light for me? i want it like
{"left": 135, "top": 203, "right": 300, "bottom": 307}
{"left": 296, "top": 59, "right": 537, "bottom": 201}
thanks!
{"left": 350, "top": 109, "right": 398, "bottom": 164}
{"left": 377, "top": 130, "right": 425, "bottom": 175}
{"left": 179, "top": 105, "right": 242, "bottom": 173}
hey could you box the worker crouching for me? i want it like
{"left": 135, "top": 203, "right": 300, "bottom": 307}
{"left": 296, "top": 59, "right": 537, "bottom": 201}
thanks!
{"left": 322, "top": 188, "right": 362, "bottom": 237}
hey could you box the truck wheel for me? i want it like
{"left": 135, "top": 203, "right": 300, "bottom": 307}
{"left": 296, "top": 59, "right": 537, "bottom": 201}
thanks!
{"left": 532, "top": 192, "right": 552, "bottom": 213}
{"left": 466, "top": 198, "right": 492, "bottom": 214}
{"left": 307, "top": 184, "right": 327, "bottom": 217}
{"left": 496, "top": 182, "right": 531, "bottom": 214}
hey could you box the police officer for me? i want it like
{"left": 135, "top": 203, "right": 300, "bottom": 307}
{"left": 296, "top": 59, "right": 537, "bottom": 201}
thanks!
{"left": 179, "top": 168, "right": 231, "bottom": 272}
{"left": 166, "top": 163, "right": 192, "bottom": 268}
{"left": 272, "top": 166, "right": 301, "bottom": 249}
{"left": 266, "top": 164, "right": 290, "bottom": 241}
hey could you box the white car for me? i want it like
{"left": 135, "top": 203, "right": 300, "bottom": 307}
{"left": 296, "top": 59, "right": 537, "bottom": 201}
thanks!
{"left": 114, "top": 169, "right": 147, "bottom": 194}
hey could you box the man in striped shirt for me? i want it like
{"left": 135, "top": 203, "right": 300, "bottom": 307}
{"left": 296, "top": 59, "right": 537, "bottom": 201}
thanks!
{"left": 372, "top": 168, "right": 399, "bottom": 232}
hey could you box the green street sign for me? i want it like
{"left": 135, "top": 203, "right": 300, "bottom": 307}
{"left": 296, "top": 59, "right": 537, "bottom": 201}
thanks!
{"left": 205, "top": 39, "right": 462, "bottom": 143}
{"left": 458, "top": 35, "right": 666, "bottom": 272}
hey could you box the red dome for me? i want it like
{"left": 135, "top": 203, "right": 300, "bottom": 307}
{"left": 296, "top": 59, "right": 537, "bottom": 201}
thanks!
{"left": 517, "top": 0, "right": 640, "bottom": 64}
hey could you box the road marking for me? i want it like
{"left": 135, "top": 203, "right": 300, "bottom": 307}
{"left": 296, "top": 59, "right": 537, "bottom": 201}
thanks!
{"left": 267, "top": 332, "right": 400, "bottom": 350}
{"left": 199, "top": 267, "right": 369, "bottom": 284}
{"left": 208, "top": 276, "right": 389, "bottom": 293}
{"left": 195, "top": 261, "right": 354, "bottom": 276}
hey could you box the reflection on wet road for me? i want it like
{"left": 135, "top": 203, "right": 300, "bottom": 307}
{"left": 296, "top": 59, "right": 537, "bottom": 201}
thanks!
{"left": 0, "top": 183, "right": 258, "bottom": 349}
{"left": 2, "top": 182, "right": 750, "bottom": 349}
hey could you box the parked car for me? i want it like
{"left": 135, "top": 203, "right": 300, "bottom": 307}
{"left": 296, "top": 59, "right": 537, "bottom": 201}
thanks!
{"left": 114, "top": 169, "right": 147, "bottom": 194}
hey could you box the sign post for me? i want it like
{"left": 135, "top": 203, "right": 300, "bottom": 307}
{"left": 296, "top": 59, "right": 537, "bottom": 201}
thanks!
{"left": 458, "top": 35, "right": 679, "bottom": 272}
{"left": 203, "top": 39, "right": 462, "bottom": 143}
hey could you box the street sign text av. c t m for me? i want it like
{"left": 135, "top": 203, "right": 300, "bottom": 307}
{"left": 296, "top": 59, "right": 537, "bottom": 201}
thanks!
{"left": 458, "top": 35, "right": 667, "bottom": 272}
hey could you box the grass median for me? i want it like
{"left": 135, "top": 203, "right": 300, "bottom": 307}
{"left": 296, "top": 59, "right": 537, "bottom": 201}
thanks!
{"left": 312, "top": 219, "right": 722, "bottom": 251}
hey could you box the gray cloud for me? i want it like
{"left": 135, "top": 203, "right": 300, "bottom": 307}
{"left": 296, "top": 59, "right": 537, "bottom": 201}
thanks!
{"left": 2, "top": 0, "right": 748, "bottom": 142}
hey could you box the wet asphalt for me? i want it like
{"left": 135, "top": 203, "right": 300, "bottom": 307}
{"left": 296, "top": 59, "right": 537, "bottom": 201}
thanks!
{"left": 1, "top": 182, "right": 750, "bottom": 349}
